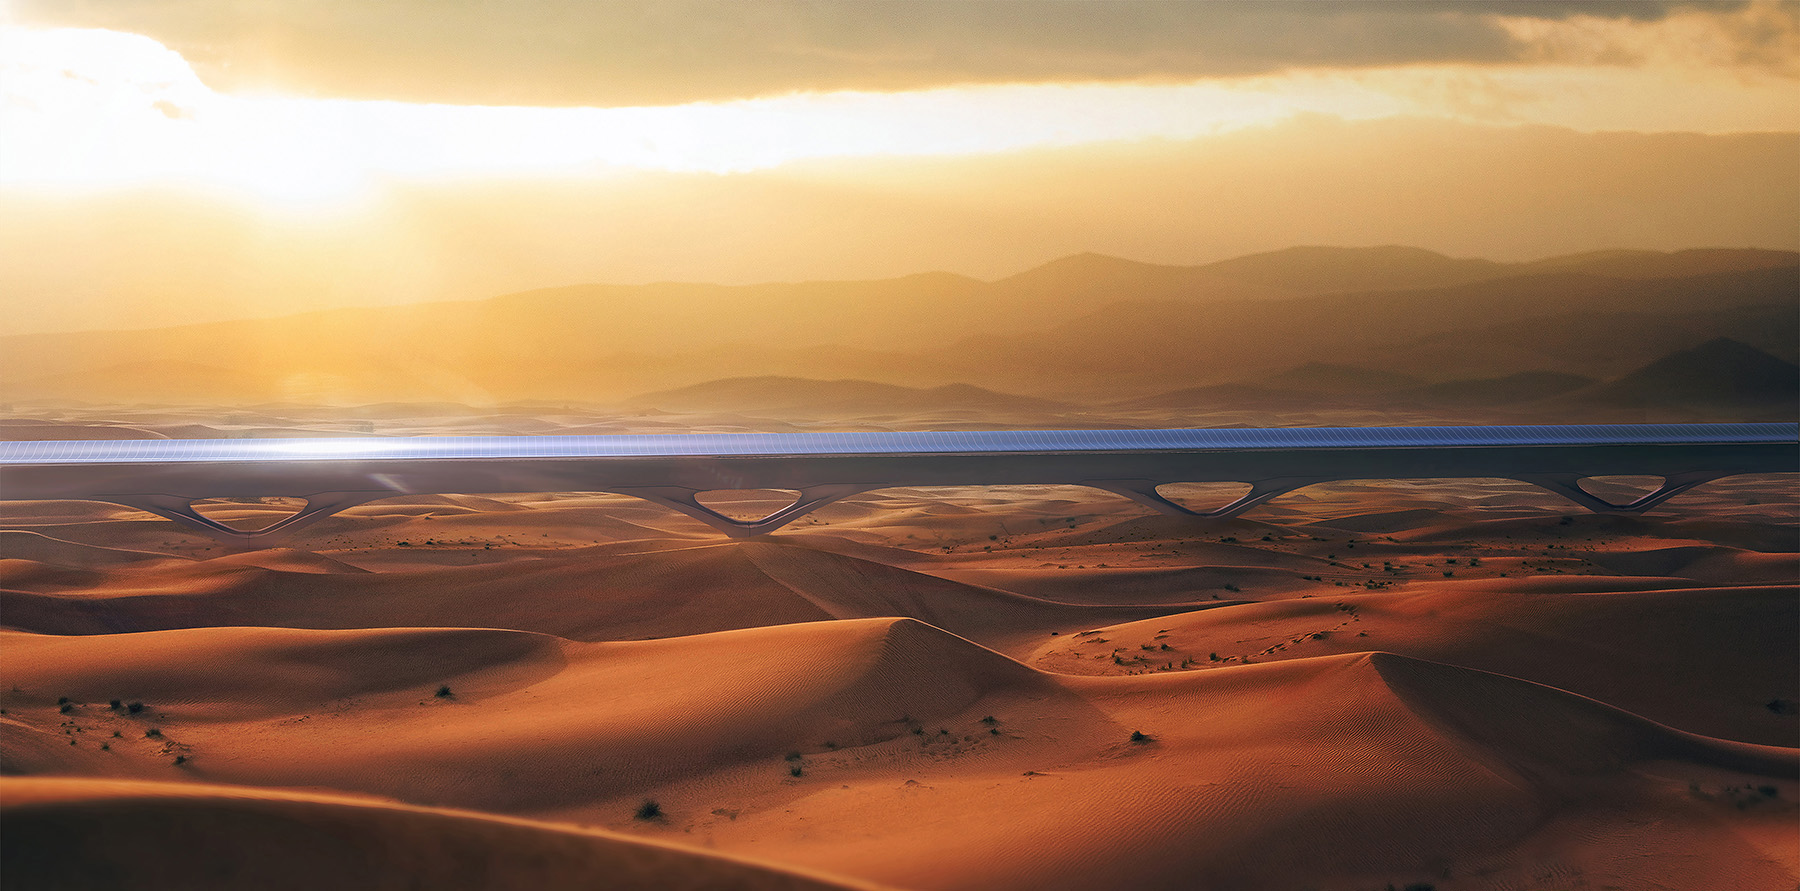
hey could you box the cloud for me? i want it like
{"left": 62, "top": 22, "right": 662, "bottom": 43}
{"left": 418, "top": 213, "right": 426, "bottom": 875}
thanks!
{"left": 1498, "top": 0, "right": 1800, "bottom": 75}
{"left": 7, "top": 0, "right": 1770, "bottom": 106}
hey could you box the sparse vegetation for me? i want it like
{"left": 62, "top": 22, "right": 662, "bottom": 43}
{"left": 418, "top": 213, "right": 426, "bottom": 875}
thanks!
{"left": 1129, "top": 730, "right": 1152, "bottom": 743}
{"left": 435, "top": 685, "right": 453, "bottom": 698}
{"left": 1689, "top": 782, "right": 1782, "bottom": 809}
{"left": 634, "top": 799, "right": 663, "bottom": 820}
{"left": 789, "top": 764, "right": 804, "bottom": 777}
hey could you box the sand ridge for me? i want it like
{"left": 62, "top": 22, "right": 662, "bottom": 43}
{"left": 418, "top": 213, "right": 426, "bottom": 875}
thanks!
{"left": 1, "top": 777, "right": 886, "bottom": 891}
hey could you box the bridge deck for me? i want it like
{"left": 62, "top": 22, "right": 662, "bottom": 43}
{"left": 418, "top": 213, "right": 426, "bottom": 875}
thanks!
{"left": 3, "top": 423, "right": 1794, "bottom": 541}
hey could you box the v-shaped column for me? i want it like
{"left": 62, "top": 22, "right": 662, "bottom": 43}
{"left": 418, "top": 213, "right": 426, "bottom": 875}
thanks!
{"left": 1515, "top": 472, "right": 1724, "bottom": 513}
{"left": 103, "top": 492, "right": 383, "bottom": 545}
{"left": 611, "top": 485, "right": 871, "bottom": 538}
{"left": 1084, "top": 478, "right": 1322, "bottom": 519}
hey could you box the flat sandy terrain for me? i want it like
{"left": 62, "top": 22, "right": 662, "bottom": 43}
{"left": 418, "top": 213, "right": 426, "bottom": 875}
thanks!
{"left": 2, "top": 408, "right": 1796, "bottom": 890}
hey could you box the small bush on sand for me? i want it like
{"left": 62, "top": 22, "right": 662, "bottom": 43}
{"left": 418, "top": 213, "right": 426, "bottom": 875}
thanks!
{"left": 1129, "top": 730, "right": 1152, "bottom": 743}
{"left": 634, "top": 799, "right": 662, "bottom": 821}
{"left": 435, "top": 686, "right": 453, "bottom": 698}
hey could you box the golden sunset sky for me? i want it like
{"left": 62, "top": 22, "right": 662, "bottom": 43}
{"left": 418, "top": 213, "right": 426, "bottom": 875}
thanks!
{"left": 2, "top": 1, "right": 1796, "bottom": 333}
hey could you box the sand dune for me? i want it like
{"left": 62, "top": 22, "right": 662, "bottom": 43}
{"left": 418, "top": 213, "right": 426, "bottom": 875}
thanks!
{"left": 0, "top": 423, "right": 167, "bottom": 441}
{"left": 2, "top": 618, "right": 1081, "bottom": 812}
{"left": 0, "top": 530, "right": 188, "bottom": 569}
{"left": 695, "top": 650, "right": 1797, "bottom": 890}
{"left": 6, "top": 617, "right": 1793, "bottom": 890}
{"left": 0, "top": 538, "right": 1200, "bottom": 656}
{"left": 1, "top": 777, "right": 878, "bottom": 891}
{"left": 1030, "top": 585, "right": 1799, "bottom": 746}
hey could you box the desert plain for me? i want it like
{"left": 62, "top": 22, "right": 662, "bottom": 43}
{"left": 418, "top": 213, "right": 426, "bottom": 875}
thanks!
{"left": 1, "top": 399, "right": 1795, "bottom": 891}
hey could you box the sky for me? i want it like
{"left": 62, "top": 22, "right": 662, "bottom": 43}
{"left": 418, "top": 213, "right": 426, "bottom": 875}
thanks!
{"left": 2, "top": 1, "right": 1797, "bottom": 334}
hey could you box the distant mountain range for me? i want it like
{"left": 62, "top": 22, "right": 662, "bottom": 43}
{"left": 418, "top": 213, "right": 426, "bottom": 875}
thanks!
{"left": 1577, "top": 338, "right": 1799, "bottom": 410}
{"left": 628, "top": 377, "right": 1069, "bottom": 418}
{"left": 2, "top": 245, "right": 1794, "bottom": 419}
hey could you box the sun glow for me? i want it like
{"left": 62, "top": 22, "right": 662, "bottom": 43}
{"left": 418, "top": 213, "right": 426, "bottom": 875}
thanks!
{"left": 0, "top": 26, "right": 1411, "bottom": 204}
{"left": 3, "top": 22, "right": 1795, "bottom": 210}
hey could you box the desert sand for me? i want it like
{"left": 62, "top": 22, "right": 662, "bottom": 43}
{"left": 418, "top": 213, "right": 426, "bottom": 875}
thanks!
{"left": 2, "top": 406, "right": 1796, "bottom": 890}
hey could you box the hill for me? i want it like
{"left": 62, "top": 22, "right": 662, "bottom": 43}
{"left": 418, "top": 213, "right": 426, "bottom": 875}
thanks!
{"left": 1195, "top": 244, "right": 1507, "bottom": 294}
{"left": 1397, "top": 371, "right": 1597, "bottom": 406}
{"left": 1580, "top": 338, "right": 1799, "bottom": 409}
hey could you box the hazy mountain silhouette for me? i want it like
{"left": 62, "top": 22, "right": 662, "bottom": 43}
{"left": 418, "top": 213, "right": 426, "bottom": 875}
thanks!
{"left": 1513, "top": 248, "right": 1800, "bottom": 281}
{"left": 2, "top": 246, "right": 1793, "bottom": 409}
{"left": 629, "top": 377, "right": 1066, "bottom": 415}
{"left": 1260, "top": 363, "right": 1422, "bottom": 394}
{"left": 1578, "top": 339, "right": 1799, "bottom": 409}
{"left": 1110, "top": 383, "right": 1322, "bottom": 412}
{"left": 1195, "top": 245, "right": 1506, "bottom": 294}
{"left": 934, "top": 263, "right": 1798, "bottom": 393}
{"left": 1398, "top": 371, "right": 1597, "bottom": 406}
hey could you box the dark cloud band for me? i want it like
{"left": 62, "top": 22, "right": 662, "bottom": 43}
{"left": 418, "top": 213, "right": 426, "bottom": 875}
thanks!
{"left": 12, "top": 0, "right": 1760, "bottom": 106}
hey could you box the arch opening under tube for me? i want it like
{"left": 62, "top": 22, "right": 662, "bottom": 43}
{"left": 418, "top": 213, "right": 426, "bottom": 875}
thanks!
{"left": 692, "top": 489, "right": 807, "bottom": 523}
{"left": 185, "top": 497, "right": 312, "bottom": 533}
